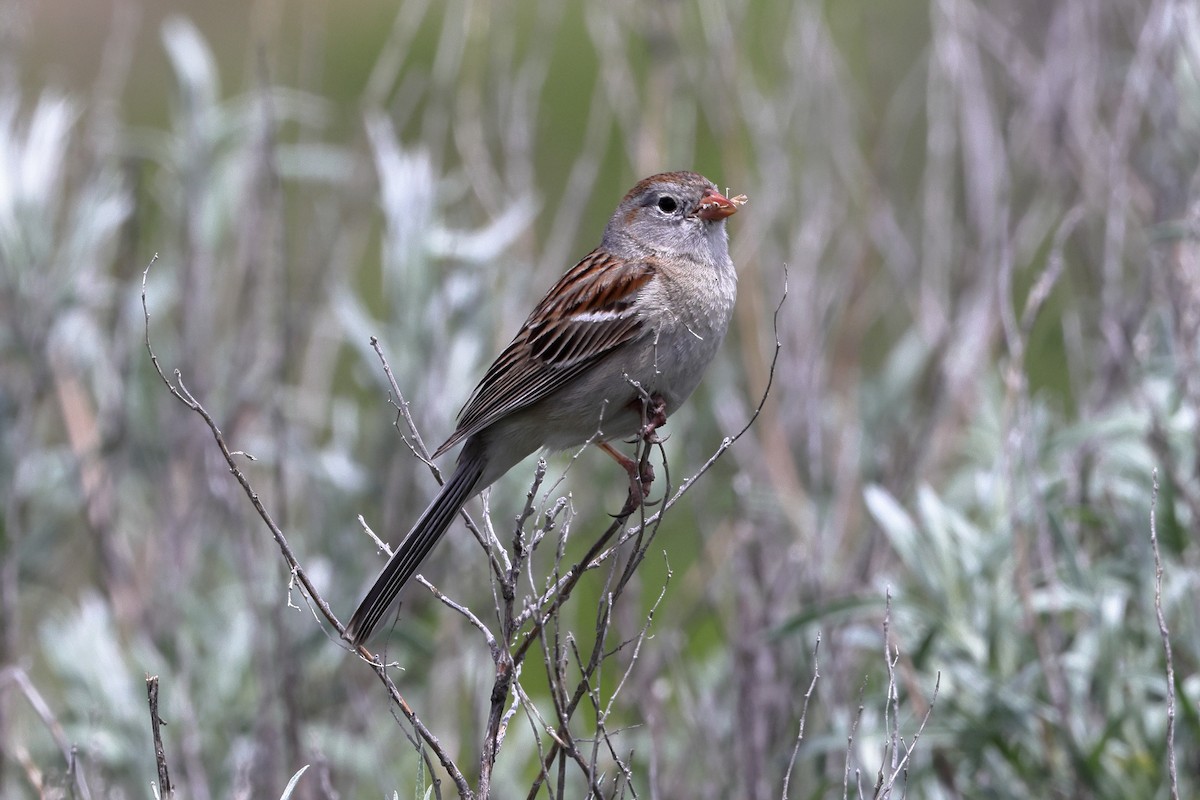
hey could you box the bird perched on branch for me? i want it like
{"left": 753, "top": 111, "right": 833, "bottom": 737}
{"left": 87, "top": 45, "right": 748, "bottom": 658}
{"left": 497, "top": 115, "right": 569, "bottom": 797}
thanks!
{"left": 346, "top": 171, "right": 745, "bottom": 646}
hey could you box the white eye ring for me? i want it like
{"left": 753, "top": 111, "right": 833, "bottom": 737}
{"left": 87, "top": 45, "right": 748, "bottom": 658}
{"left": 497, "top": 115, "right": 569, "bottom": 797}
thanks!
{"left": 656, "top": 196, "right": 678, "bottom": 214}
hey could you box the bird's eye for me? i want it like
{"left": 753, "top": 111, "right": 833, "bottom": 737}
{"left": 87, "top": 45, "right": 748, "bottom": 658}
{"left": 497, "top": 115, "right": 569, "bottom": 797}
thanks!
{"left": 656, "top": 195, "right": 678, "bottom": 213}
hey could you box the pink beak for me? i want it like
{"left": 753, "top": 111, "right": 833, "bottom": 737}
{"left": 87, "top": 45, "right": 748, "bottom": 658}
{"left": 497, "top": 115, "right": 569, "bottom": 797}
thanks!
{"left": 697, "top": 189, "right": 739, "bottom": 221}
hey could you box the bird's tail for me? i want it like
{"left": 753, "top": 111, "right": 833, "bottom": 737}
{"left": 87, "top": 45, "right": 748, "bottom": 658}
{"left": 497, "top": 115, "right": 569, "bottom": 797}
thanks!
{"left": 345, "top": 454, "right": 486, "bottom": 646}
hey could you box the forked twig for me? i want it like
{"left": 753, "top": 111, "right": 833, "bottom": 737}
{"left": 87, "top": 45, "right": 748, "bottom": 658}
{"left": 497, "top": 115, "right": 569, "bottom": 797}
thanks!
{"left": 369, "top": 337, "right": 506, "bottom": 585}
{"left": 781, "top": 633, "right": 821, "bottom": 799}
{"left": 140, "top": 256, "right": 473, "bottom": 798}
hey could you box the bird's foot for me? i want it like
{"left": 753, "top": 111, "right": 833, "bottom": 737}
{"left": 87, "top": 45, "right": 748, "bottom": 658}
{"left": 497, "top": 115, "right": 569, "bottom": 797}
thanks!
{"left": 598, "top": 442, "right": 659, "bottom": 516}
{"left": 638, "top": 394, "right": 668, "bottom": 444}
{"left": 615, "top": 458, "right": 658, "bottom": 516}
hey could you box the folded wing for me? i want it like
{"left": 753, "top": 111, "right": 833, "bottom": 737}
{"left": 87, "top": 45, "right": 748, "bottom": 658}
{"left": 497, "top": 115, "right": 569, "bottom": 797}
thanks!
{"left": 434, "top": 249, "right": 655, "bottom": 458}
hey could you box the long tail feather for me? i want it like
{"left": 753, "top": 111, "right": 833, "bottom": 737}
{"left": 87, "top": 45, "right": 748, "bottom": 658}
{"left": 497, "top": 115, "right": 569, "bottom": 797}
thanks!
{"left": 345, "top": 455, "right": 486, "bottom": 645}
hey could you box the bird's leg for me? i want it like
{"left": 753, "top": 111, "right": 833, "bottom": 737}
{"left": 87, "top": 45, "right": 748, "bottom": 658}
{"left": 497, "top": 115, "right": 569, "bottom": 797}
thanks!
{"left": 599, "top": 392, "right": 668, "bottom": 515}
{"left": 638, "top": 393, "right": 668, "bottom": 445}
{"left": 597, "top": 441, "right": 655, "bottom": 516}
{"left": 626, "top": 392, "right": 667, "bottom": 504}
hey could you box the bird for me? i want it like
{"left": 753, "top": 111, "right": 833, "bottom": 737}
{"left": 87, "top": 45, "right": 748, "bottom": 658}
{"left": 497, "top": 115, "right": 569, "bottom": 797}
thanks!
{"left": 345, "top": 171, "right": 743, "bottom": 646}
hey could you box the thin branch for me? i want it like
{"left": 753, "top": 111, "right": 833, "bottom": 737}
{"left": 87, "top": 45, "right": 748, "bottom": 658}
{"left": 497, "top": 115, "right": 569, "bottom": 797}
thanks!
{"left": 142, "top": 257, "right": 473, "bottom": 799}
{"left": 842, "top": 677, "right": 868, "bottom": 800}
{"left": 511, "top": 678, "right": 554, "bottom": 797}
{"left": 370, "top": 335, "right": 437, "bottom": 464}
{"left": 142, "top": 257, "right": 337, "bottom": 629}
{"left": 480, "top": 462, "right": 554, "bottom": 796}
{"left": 417, "top": 576, "right": 498, "bottom": 654}
{"left": 357, "top": 514, "right": 392, "bottom": 556}
{"left": 146, "top": 675, "right": 173, "bottom": 797}
{"left": 868, "top": 593, "right": 941, "bottom": 799}
{"left": 781, "top": 632, "right": 821, "bottom": 800}
{"left": 600, "top": 553, "right": 672, "bottom": 721}
{"left": 511, "top": 514, "right": 626, "bottom": 665}
{"left": 369, "top": 337, "right": 507, "bottom": 588}
{"left": 0, "top": 667, "right": 92, "bottom": 800}
{"left": 875, "top": 673, "right": 941, "bottom": 799}
{"left": 524, "top": 447, "right": 666, "bottom": 799}
{"left": 1148, "top": 469, "right": 1180, "bottom": 800}
{"left": 880, "top": 590, "right": 899, "bottom": 783}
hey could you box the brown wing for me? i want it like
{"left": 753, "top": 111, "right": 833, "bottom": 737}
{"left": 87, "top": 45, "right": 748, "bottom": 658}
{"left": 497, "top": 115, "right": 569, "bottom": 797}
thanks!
{"left": 433, "top": 249, "right": 655, "bottom": 457}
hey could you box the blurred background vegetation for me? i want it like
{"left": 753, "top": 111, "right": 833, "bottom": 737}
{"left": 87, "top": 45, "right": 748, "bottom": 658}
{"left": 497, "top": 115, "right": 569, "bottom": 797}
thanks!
{"left": 1, "top": 0, "right": 1197, "bottom": 797}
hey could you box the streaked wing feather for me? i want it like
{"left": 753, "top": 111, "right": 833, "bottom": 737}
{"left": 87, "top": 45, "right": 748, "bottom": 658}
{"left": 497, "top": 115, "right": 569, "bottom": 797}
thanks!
{"left": 433, "top": 249, "right": 654, "bottom": 456}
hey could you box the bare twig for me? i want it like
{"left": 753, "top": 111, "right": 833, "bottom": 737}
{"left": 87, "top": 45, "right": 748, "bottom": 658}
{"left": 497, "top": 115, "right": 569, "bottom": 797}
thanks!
{"left": 357, "top": 514, "right": 392, "bottom": 557}
{"left": 1148, "top": 470, "right": 1180, "bottom": 800}
{"left": 871, "top": 594, "right": 941, "bottom": 799}
{"left": 843, "top": 678, "right": 868, "bottom": 800}
{"left": 370, "top": 335, "right": 438, "bottom": 467}
{"left": 600, "top": 553, "right": 672, "bottom": 721}
{"left": 142, "top": 256, "right": 338, "bottom": 630}
{"left": 876, "top": 672, "right": 940, "bottom": 798}
{"left": 142, "top": 257, "right": 473, "bottom": 798}
{"left": 369, "top": 337, "right": 506, "bottom": 586}
{"left": 522, "top": 443, "right": 668, "bottom": 798}
{"left": 781, "top": 632, "right": 821, "bottom": 799}
{"left": 478, "top": 460, "right": 557, "bottom": 797}
{"left": 146, "top": 675, "right": 173, "bottom": 797}
{"left": 0, "top": 667, "right": 92, "bottom": 800}
{"left": 880, "top": 590, "right": 899, "bottom": 786}
{"left": 417, "top": 576, "right": 497, "bottom": 652}
{"left": 511, "top": 515, "right": 626, "bottom": 665}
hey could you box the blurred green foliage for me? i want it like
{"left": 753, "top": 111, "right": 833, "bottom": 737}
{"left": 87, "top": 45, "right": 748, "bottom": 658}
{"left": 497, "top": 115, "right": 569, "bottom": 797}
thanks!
{"left": 0, "top": 0, "right": 1197, "bottom": 798}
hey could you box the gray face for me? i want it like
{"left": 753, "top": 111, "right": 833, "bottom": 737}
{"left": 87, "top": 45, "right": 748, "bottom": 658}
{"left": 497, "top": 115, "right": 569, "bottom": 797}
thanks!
{"left": 600, "top": 171, "right": 732, "bottom": 262}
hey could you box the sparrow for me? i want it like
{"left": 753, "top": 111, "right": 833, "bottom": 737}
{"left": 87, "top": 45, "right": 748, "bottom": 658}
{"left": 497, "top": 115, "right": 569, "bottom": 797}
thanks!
{"left": 346, "top": 171, "right": 743, "bottom": 646}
